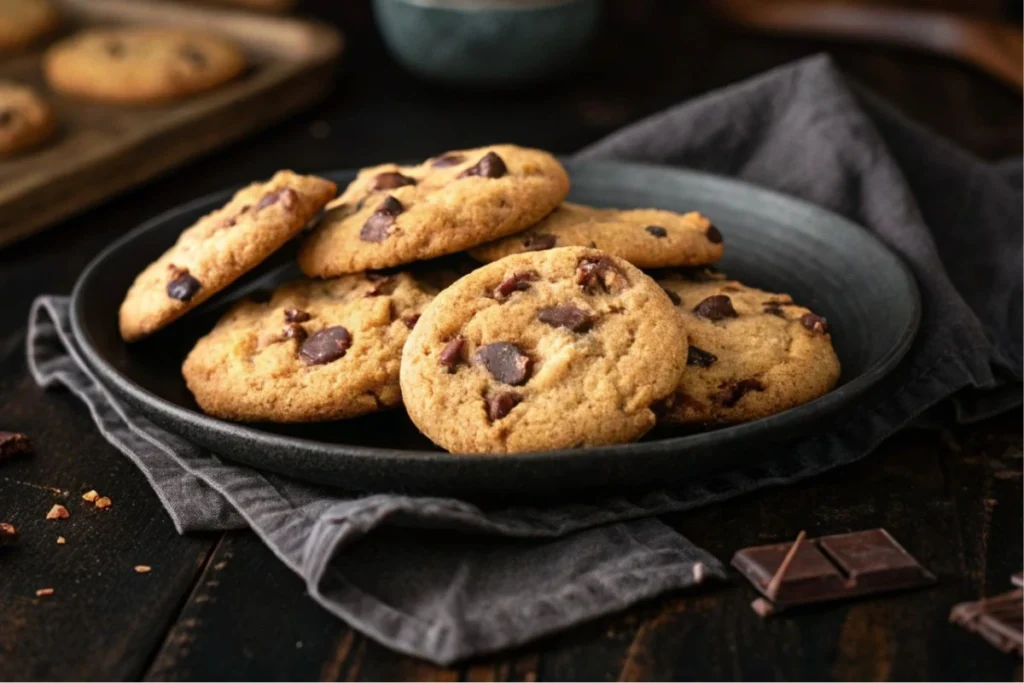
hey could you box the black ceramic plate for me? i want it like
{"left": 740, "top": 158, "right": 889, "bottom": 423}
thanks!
{"left": 71, "top": 161, "right": 920, "bottom": 499}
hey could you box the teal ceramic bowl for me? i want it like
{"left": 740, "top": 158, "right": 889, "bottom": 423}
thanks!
{"left": 372, "top": 0, "right": 602, "bottom": 87}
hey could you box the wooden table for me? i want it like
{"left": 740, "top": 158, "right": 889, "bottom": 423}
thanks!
{"left": 1, "top": 2, "right": 1020, "bottom": 680}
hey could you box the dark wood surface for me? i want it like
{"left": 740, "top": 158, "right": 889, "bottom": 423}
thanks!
{"left": 0, "top": 2, "right": 1020, "bottom": 680}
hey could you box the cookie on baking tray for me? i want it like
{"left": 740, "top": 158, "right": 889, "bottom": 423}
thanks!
{"left": 0, "top": 0, "right": 59, "bottom": 51}
{"left": 657, "top": 271, "right": 840, "bottom": 427}
{"left": 470, "top": 202, "right": 724, "bottom": 269}
{"left": 43, "top": 28, "right": 246, "bottom": 104}
{"left": 400, "top": 247, "right": 688, "bottom": 454}
{"left": 118, "top": 170, "right": 337, "bottom": 342}
{"left": 183, "top": 269, "right": 454, "bottom": 422}
{"left": 297, "top": 144, "right": 570, "bottom": 276}
{"left": 0, "top": 81, "right": 56, "bottom": 158}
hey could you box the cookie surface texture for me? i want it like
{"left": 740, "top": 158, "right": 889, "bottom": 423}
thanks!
{"left": 0, "top": 81, "right": 55, "bottom": 157}
{"left": 470, "top": 202, "right": 724, "bottom": 268}
{"left": 658, "top": 272, "right": 841, "bottom": 427}
{"left": 183, "top": 271, "right": 449, "bottom": 422}
{"left": 298, "top": 145, "right": 570, "bottom": 276}
{"left": 0, "top": 0, "right": 59, "bottom": 51}
{"left": 400, "top": 247, "right": 688, "bottom": 454}
{"left": 119, "top": 171, "right": 337, "bottom": 341}
{"left": 44, "top": 28, "right": 246, "bottom": 104}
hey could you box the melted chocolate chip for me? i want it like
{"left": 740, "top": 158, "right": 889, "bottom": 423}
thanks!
{"left": 284, "top": 307, "right": 311, "bottom": 323}
{"left": 706, "top": 224, "right": 723, "bottom": 244}
{"left": 401, "top": 313, "right": 420, "bottom": 329}
{"left": 493, "top": 270, "right": 539, "bottom": 301}
{"left": 458, "top": 151, "right": 507, "bottom": 179}
{"left": 257, "top": 187, "right": 298, "bottom": 211}
{"left": 522, "top": 234, "right": 557, "bottom": 252}
{"left": 180, "top": 44, "right": 207, "bottom": 67}
{"left": 692, "top": 295, "right": 737, "bottom": 321}
{"left": 714, "top": 379, "right": 765, "bottom": 407}
{"left": 439, "top": 336, "right": 465, "bottom": 372}
{"left": 538, "top": 304, "right": 593, "bottom": 333}
{"left": 662, "top": 287, "right": 681, "bottom": 306}
{"left": 687, "top": 345, "right": 718, "bottom": 368}
{"left": 486, "top": 392, "right": 522, "bottom": 421}
{"left": 282, "top": 322, "right": 307, "bottom": 341}
{"left": 431, "top": 153, "right": 465, "bottom": 168}
{"left": 167, "top": 266, "right": 202, "bottom": 302}
{"left": 474, "top": 342, "right": 531, "bottom": 385}
{"left": 646, "top": 225, "right": 668, "bottom": 238}
{"left": 800, "top": 313, "right": 829, "bottom": 334}
{"left": 360, "top": 195, "right": 404, "bottom": 242}
{"left": 299, "top": 326, "right": 352, "bottom": 365}
{"left": 575, "top": 256, "right": 625, "bottom": 294}
{"left": 370, "top": 172, "right": 416, "bottom": 191}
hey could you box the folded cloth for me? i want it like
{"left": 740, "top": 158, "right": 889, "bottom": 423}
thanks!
{"left": 26, "top": 55, "right": 1022, "bottom": 665}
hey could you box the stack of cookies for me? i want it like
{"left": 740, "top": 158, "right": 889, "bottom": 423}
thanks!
{"left": 117, "top": 145, "right": 840, "bottom": 455}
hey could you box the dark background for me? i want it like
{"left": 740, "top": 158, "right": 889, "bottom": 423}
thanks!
{"left": 0, "top": 1, "right": 1021, "bottom": 680}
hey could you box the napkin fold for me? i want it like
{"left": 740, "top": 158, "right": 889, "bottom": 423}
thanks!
{"left": 27, "top": 55, "right": 1022, "bottom": 665}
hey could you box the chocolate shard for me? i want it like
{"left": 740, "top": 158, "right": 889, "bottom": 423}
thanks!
{"left": 538, "top": 304, "right": 593, "bottom": 333}
{"left": 693, "top": 294, "right": 737, "bottom": 321}
{"left": 493, "top": 271, "right": 539, "bottom": 301}
{"left": 299, "top": 326, "right": 352, "bottom": 365}
{"left": 458, "top": 151, "right": 507, "bottom": 179}
{"left": 0, "top": 431, "right": 31, "bottom": 460}
{"left": 686, "top": 345, "right": 717, "bottom": 368}
{"left": 474, "top": 342, "right": 531, "bottom": 385}
{"left": 486, "top": 391, "right": 522, "bottom": 421}
{"left": 950, "top": 589, "right": 1024, "bottom": 655}
{"left": 439, "top": 336, "right": 465, "bottom": 372}
{"left": 167, "top": 266, "right": 202, "bottom": 302}
{"left": 522, "top": 234, "right": 557, "bottom": 252}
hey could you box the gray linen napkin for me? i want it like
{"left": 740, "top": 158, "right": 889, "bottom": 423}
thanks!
{"left": 26, "top": 55, "right": 1022, "bottom": 665}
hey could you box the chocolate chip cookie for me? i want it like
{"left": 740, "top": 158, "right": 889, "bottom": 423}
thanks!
{"left": 470, "top": 202, "right": 724, "bottom": 268}
{"left": 0, "top": 0, "right": 59, "bottom": 51}
{"left": 184, "top": 271, "right": 452, "bottom": 422}
{"left": 658, "top": 273, "right": 840, "bottom": 427}
{"left": 400, "top": 247, "right": 688, "bottom": 454}
{"left": 119, "top": 171, "right": 337, "bottom": 342}
{"left": 298, "top": 145, "right": 570, "bottom": 276}
{"left": 44, "top": 28, "right": 246, "bottom": 104}
{"left": 0, "top": 81, "right": 55, "bottom": 157}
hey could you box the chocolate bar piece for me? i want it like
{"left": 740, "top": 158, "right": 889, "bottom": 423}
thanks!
{"left": 732, "top": 528, "right": 935, "bottom": 611}
{"left": 950, "top": 589, "right": 1023, "bottom": 656}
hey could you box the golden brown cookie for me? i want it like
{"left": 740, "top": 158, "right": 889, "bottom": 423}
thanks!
{"left": 470, "top": 202, "right": 724, "bottom": 268}
{"left": 119, "top": 171, "right": 337, "bottom": 342}
{"left": 658, "top": 272, "right": 841, "bottom": 427}
{"left": 43, "top": 28, "right": 246, "bottom": 104}
{"left": 183, "top": 270, "right": 452, "bottom": 422}
{"left": 400, "top": 247, "right": 688, "bottom": 454}
{"left": 0, "top": 81, "right": 55, "bottom": 158}
{"left": 0, "top": 0, "right": 59, "bottom": 51}
{"left": 298, "top": 145, "right": 570, "bottom": 276}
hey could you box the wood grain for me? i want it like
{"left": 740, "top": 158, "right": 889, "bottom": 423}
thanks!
{"left": 0, "top": 0, "right": 342, "bottom": 248}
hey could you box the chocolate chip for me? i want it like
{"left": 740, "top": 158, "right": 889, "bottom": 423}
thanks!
{"left": 105, "top": 40, "right": 125, "bottom": 58}
{"left": 493, "top": 270, "right": 539, "bottom": 301}
{"left": 706, "top": 224, "right": 723, "bottom": 244}
{"left": 522, "top": 234, "right": 557, "bottom": 252}
{"left": 370, "top": 172, "right": 416, "bottom": 191}
{"left": 0, "top": 109, "right": 13, "bottom": 127}
{"left": 575, "top": 256, "right": 625, "bottom": 294}
{"left": 474, "top": 342, "right": 531, "bottom": 385}
{"left": 284, "top": 307, "right": 311, "bottom": 323}
{"left": 714, "top": 379, "right": 765, "bottom": 407}
{"left": 538, "top": 304, "right": 593, "bottom": 332}
{"left": 662, "top": 287, "right": 681, "bottom": 305}
{"left": 687, "top": 345, "right": 718, "bottom": 368}
{"left": 486, "top": 392, "right": 522, "bottom": 421}
{"left": 439, "top": 336, "right": 465, "bottom": 372}
{"left": 458, "top": 151, "right": 507, "bottom": 179}
{"left": 180, "top": 44, "right": 207, "bottom": 67}
{"left": 257, "top": 187, "right": 298, "bottom": 211}
{"left": 360, "top": 195, "right": 403, "bottom": 243}
{"left": 401, "top": 314, "right": 420, "bottom": 329}
{"left": 646, "top": 225, "right": 668, "bottom": 238}
{"left": 763, "top": 304, "right": 786, "bottom": 318}
{"left": 299, "top": 326, "right": 352, "bottom": 365}
{"left": 432, "top": 153, "right": 465, "bottom": 168}
{"left": 282, "top": 322, "right": 307, "bottom": 341}
{"left": 0, "top": 431, "right": 31, "bottom": 460}
{"left": 167, "top": 266, "right": 202, "bottom": 302}
{"left": 0, "top": 522, "right": 16, "bottom": 547}
{"left": 800, "top": 313, "right": 829, "bottom": 334}
{"left": 692, "top": 295, "right": 737, "bottom": 321}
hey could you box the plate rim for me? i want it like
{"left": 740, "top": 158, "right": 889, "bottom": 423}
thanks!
{"left": 70, "top": 160, "right": 922, "bottom": 466}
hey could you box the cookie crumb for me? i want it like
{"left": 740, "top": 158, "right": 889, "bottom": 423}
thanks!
{"left": 56, "top": 536, "right": 65, "bottom": 545}
{"left": 134, "top": 565, "right": 151, "bottom": 574}
{"left": 46, "top": 504, "right": 69, "bottom": 520}
{"left": 0, "top": 522, "right": 17, "bottom": 546}
{"left": 35, "top": 588, "right": 54, "bottom": 597}
{"left": 95, "top": 496, "right": 112, "bottom": 509}
{"left": 82, "top": 490, "right": 99, "bottom": 502}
